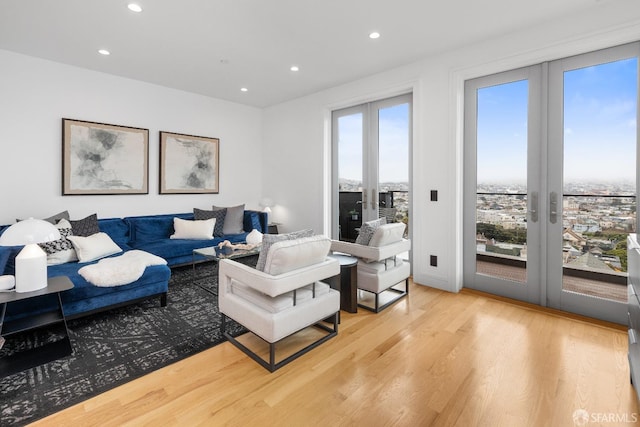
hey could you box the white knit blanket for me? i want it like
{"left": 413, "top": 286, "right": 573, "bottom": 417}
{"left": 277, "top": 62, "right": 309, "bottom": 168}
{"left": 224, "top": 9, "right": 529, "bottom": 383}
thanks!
{"left": 78, "top": 250, "right": 167, "bottom": 287}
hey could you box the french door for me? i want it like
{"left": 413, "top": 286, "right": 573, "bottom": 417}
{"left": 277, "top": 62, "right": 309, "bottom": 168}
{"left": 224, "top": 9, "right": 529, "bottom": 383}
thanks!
{"left": 464, "top": 42, "right": 639, "bottom": 324}
{"left": 332, "top": 94, "right": 412, "bottom": 243}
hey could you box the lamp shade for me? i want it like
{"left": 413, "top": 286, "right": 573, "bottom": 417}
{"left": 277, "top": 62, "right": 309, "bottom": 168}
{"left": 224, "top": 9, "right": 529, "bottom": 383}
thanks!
{"left": 0, "top": 218, "right": 61, "bottom": 246}
{"left": 0, "top": 218, "right": 60, "bottom": 293}
{"left": 260, "top": 197, "right": 274, "bottom": 214}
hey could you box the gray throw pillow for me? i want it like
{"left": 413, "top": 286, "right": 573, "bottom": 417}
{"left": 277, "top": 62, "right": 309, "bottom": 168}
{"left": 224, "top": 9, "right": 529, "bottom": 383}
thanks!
{"left": 255, "top": 229, "right": 314, "bottom": 272}
{"left": 17, "top": 210, "right": 70, "bottom": 224}
{"left": 193, "top": 208, "right": 226, "bottom": 237}
{"left": 213, "top": 204, "right": 245, "bottom": 234}
{"left": 355, "top": 217, "right": 386, "bottom": 245}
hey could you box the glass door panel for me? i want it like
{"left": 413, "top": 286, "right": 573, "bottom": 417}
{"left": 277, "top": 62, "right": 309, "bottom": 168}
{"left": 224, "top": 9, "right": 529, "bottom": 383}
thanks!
{"left": 476, "top": 80, "right": 529, "bottom": 283}
{"left": 559, "top": 57, "right": 638, "bottom": 303}
{"left": 464, "top": 66, "right": 542, "bottom": 304}
{"left": 466, "top": 42, "right": 638, "bottom": 323}
{"left": 333, "top": 94, "right": 412, "bottom": 243}
{"left": 336, "top": 111, "right": 364, "bottom": 242}
{"left": 378, "top": 103, "right": 410, "bottom": 231}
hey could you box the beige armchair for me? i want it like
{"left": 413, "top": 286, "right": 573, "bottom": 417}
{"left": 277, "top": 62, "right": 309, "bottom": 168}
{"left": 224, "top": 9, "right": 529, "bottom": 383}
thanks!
{"left": 331, "top": 222, "right": 410, "bottom": 312}
{"left": 219, "top": 235, "right": 340, "bottom": 372}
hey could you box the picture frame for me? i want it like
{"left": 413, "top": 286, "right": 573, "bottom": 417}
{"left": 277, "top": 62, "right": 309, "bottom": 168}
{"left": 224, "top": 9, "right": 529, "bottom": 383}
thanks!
{"left": 62, "top": 118, "right": 149, "bottom": 195}
{"left": 159, "top": 131, "right": 220, "bottom": 194}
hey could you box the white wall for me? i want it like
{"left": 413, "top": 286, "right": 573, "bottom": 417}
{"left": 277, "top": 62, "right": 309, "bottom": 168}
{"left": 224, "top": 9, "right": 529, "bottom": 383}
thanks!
{"left": 262, "top": 2, "right": 640, "bottom": 292}
{"left": 0, "top": 49, "right": 263, "bottom": 225}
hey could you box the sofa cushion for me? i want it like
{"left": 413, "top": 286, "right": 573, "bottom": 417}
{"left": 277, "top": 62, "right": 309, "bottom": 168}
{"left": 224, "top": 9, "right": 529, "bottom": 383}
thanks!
{"left": 0, "top": 246, "right": 11, "bottom": 275}
{"left": 68, "top": 232, "right": 123, "bottom": 263}
{"left": 193, "top": 208, "right": 226, "bottom": 237}
{"left": 1, "top": 245, "right": 25, "bottom": 275}
{"left": 70, "top": 213, "right": 100, "bottom": 237}
{"left": 47, "top": 261, "right": 171, "bottom": 303}
{"left": 213, "top": 204, "right": 244, "bottom": 234}
{"left": 170, "top": 217, "right": 215, "bottom": 240}
{"left": 126, "top": 213, "right": 192, "bottom": 243}
{"left": 98, "top": 218, "right": 132, "bottom": 250}
{"left": 355, "top": 217, "right": 386, "bottom": 245}
{"left": 368, "top": 223, "right": 406, "bottom": 247}
{"left": 256, "top": 229, "right": 314, "bottom": 271}
{"left": 244, "top": 211, "right": 263, "bottom": 233}
{"left": 263, "top": 235, "right": 331, "bottom": 276}
{"left": 38, "top": 218, "right": 78, "bottom": 265}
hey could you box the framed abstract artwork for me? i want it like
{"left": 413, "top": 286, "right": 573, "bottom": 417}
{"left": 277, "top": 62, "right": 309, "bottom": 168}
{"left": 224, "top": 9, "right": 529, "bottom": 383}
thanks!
{"left": 159, "top": 131, "right": 220, "bottom": 194}
{"left": 62, "top": 118, "right": 149, "bottom": 195}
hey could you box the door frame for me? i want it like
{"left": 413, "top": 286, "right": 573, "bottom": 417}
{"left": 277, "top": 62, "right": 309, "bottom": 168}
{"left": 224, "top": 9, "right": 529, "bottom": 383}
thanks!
{"left": 464, "top": 41, "right": 639, "bottom": 324}
{"left": 331, "top": 93, "right": 413, "bottom": 240}
{"left": 546, "top": 42, "right": 640, "bottom": 324}
{"left": 463, "top": 65, "right": 543, "bottom": 305}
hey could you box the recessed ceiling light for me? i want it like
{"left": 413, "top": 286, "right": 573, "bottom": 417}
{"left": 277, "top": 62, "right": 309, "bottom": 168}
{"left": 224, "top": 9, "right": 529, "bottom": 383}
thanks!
{"left": 290, "top": 65, "right": 299, "bottom": 72}
{"left": 127, "top": 3, "right": 142, "bottom": 12}
{"left": 98, "top": 49, "right": 110, "bottom": 55}
{"left": 240, "top": 87, "right": 248, "bottom": 92}
{"left": 369, "top": 32, "right": 381, "bottom": 39}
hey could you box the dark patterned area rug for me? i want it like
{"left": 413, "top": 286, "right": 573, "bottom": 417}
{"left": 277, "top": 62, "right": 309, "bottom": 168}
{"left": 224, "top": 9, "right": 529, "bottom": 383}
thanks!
{"left": 0, "top": 259, "right": 252, "bottom": 426}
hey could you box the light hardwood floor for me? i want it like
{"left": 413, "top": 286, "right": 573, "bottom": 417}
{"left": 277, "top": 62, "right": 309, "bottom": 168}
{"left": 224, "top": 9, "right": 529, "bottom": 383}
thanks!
{"left": 31, "top": 281, "right": 640, "bottom": 426}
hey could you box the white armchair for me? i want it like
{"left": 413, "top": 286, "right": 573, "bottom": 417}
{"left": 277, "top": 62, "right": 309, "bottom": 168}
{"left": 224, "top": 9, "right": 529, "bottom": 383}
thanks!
{"left": 219, "top": 235, "right": 340, "bottom": 372}
{"left": 331, "top": 222, "right": 410, "bottom": 312}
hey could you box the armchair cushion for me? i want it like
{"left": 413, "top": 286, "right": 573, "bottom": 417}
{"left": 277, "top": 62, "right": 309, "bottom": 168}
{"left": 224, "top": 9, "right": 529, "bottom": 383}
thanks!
{"left": 355, "top": 217, "right": 386, "bottom": 245}
{"left": 256, "top": 229, "right": 314, "bottom": 271}
{"left": 331, "top": 238, "right": 411, "bottom": 263}
{"left": 230, "top": 280, "right": 331, "bottom": 313}
{"left": 369, "top": 223, "right": 406, "bottom": 247}
{"left": 263, "top": 235, "right": 331, "bottom": 275}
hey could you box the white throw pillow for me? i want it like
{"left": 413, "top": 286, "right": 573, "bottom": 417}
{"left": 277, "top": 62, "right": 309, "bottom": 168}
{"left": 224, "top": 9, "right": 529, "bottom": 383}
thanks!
{"left": 263, "top": 235, "right": 331, "bottom": 276}
{"left": 368, "top": 223, "right": 406, "bottom": 247}
{"left": 170, "top": 217, "right": 215, "bottom": 240}
{"left": 38, "top": 218, "right": 78, "bottom": 265}
{"left": 68, "top": 232, "right": 123, "bottom": 263}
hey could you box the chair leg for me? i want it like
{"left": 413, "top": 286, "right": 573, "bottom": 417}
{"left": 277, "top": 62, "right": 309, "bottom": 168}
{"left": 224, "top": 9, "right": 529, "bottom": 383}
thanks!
{"left": 357, "top": 280, "right": 409, "bottom": 313}
{"left": 222, "top": 312, "right": 339, "bottom": 372}
{"left": 270, "top": 343, "right": 276, "bottom": 372}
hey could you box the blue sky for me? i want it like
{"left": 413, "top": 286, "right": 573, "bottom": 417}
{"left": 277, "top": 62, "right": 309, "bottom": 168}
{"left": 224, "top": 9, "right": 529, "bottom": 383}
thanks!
{"left": 477, "top": 57, "right": 638, "bottom": 186}
{"left": 338, "top": 103, "right": 409, "bottom": 183}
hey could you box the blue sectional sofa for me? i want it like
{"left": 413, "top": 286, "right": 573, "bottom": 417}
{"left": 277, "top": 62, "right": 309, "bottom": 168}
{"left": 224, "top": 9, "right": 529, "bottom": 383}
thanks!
{"left": 0, "top": 210, "right": 268, "bottom": 321}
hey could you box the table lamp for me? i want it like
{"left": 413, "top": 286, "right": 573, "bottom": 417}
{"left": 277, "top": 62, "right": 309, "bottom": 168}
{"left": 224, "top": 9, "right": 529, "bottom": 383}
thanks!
{"left": 0, "top": 218, "right": 61, "bottom": 293}
{"left": 260, "top": 197, "right": 274, "bottom": 214}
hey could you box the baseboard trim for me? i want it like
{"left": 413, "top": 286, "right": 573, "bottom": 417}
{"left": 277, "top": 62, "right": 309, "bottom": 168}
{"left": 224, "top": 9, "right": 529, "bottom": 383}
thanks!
{"left": 460, "top": 287, "right": 627, "bottom": 331}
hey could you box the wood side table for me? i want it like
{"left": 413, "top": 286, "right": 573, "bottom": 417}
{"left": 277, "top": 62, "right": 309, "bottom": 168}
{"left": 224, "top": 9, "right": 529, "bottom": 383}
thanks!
{"left": 0, "top": 276, "right": 74, "bottom": 377}
{"left": 327, "top": 254, "right": 358, "bottom": 313}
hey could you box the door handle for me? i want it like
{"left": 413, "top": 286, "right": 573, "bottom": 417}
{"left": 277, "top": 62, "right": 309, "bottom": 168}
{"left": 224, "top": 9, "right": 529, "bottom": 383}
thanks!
{"left": 371, "top": 189, "right": 376, "bottom": 210}
{"left": 362, "top": 189, "right": 367, "bottom": 209}
{"left": 528, "top": 191, "right": 538, "bottom": 223}
{"left": 549, "top": 191, "right": 558, "bottom": 224}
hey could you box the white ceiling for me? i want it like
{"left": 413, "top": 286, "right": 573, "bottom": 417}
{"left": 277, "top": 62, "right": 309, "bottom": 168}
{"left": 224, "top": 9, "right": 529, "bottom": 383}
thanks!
{"left": 0, "top": 0, "right": 617, "bottom": 108}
